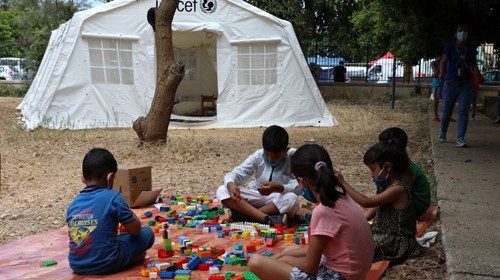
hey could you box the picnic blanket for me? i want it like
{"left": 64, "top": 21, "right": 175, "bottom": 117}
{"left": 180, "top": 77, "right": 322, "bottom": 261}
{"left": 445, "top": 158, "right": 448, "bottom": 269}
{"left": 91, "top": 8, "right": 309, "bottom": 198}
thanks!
{"left": 0, "top": 198, "right": 438, "bottom": 280}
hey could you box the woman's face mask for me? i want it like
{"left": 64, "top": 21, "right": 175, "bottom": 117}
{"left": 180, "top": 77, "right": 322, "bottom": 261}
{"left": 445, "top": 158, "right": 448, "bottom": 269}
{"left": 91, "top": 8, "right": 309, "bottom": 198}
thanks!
{"left": 456, "top": 31, "right": 468, "bottom": 41}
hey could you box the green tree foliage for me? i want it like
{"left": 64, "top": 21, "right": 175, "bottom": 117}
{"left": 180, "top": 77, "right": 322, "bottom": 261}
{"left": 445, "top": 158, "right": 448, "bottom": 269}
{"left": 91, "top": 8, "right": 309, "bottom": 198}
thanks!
{"left": 0, "top": 9, "right": 18, "bottom": 57}
{"left": 244, "top": 0, "right": 362, "bottom": 57}
{"left": 0, "top": 0, "right": 90, "bottom": 71}
{"left": 351, "top": 0, "right": 500, "bottom": 63}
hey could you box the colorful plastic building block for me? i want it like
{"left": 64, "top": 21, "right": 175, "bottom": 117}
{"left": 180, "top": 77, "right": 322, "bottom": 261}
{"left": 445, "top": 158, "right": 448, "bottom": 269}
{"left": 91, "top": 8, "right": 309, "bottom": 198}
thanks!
{"left": 242, "top": 270, "right": 260, "bottom": 280}
{"left": 40, "top": 260, "right": 58, "bottom": 267}
{"left": 175, "top": 269, "right": 191, "bottom": 275}
{"left": 187, "top": 256, "right": 202, "bottom": 270}
{"left": 208, "top": 275, "right": 225, "bottom": 280}
{"left": 159, "top": 270, "right": 175, "bottom": 279}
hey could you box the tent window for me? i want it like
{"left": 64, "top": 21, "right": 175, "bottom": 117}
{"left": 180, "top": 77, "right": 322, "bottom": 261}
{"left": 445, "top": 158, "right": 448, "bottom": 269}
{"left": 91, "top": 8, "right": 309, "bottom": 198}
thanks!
{"left": 237, "top": 43, "right": 277, "bottom": 85}
{"left": 174, "top": 48, "right": 197, "bottom": 80}
{"left": 87, "top": 38, "right": 134, "bottom": 85}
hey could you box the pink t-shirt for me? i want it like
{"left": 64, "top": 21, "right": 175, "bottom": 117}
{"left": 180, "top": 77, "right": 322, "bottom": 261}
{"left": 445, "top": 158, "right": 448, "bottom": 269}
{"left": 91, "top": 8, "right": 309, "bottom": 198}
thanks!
{"left": 310, "top": 196, "right": 374, "bottom": 280}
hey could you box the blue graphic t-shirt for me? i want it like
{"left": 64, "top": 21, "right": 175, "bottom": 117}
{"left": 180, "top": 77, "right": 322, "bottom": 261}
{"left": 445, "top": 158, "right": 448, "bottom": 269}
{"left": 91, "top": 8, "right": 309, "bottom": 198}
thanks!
{"left": 444, "top": 43, "right": 477, "bottom": 81}
{"left": 66, "top": 186, "right": 135, "bottom": 273}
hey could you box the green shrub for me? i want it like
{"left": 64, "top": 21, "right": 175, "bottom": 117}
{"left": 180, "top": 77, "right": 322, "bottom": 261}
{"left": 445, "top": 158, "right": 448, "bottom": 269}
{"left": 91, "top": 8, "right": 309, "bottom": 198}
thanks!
{"left": 0, "top": 84, "right": 29, "bottom": 97}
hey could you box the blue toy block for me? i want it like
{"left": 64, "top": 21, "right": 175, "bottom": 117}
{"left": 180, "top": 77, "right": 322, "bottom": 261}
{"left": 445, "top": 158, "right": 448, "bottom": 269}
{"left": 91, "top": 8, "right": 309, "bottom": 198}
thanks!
{"left": 175, "top": 269, "right": 191, "bottom": 275}
{"left": 187, "top": 256, "right": 202, "bottom": 270}
{"left": 159, "top": 270, "right": 175, "bottom": 279}
{"left": 234, "top": 243, "right": 243, "bottom": 250}
{"left": 217, "top": 231, "right": 225, "bottom": 238}
{"left": 147, "top": 261, "right": 161, "bottom": 269}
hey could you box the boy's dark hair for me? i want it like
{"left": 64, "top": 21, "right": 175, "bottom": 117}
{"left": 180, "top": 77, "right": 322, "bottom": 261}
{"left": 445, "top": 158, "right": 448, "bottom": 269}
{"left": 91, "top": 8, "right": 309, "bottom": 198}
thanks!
{"left": 291, "top": 144, "right": 345, "bottom": 207}
{"left": 363, "top": 141, "right": 410, "bottom": 179}
{"left": 378, "top": 127, "right": 408, "bottom": 149}
{"left": 82, "top": 148, "right": 118, "bottom": 181}
{"left": 262, "top": 125, "right": 289, "bottom": 152}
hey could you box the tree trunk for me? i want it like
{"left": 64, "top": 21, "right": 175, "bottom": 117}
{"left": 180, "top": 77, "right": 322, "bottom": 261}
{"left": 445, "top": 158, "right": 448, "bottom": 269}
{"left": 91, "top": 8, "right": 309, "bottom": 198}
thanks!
{"left": 133, "top": 0, "right": 184, "bottom": 144}
{"left": 404, "top": 62, "right": 413, "bottom": 83}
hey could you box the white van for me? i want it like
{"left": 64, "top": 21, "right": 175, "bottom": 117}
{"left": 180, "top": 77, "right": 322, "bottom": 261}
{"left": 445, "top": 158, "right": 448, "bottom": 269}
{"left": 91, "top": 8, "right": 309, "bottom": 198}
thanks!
{"left": 367, "top": 58, "right": 404, "bottom": 83}
{"left": 0, "top": 65, "right": 15, "bottom": 80}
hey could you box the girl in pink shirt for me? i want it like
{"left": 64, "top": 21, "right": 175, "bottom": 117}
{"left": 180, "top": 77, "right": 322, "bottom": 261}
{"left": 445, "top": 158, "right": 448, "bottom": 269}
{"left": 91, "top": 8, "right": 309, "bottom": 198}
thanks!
{"left": 248, "top": 144, "right": 374, "bottom": 280}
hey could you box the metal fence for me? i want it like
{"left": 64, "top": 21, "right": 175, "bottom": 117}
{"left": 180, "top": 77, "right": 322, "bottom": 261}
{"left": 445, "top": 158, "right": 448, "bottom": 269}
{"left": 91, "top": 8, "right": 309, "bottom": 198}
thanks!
{"left": 306, "top": 42, "right": 499, "bottom": 85}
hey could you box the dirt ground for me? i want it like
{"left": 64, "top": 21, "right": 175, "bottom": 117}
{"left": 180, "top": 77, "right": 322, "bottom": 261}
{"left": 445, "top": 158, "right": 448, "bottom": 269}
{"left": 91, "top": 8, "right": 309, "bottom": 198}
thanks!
{"left": 0, "top": 96, "right": 445, "bottom": 278}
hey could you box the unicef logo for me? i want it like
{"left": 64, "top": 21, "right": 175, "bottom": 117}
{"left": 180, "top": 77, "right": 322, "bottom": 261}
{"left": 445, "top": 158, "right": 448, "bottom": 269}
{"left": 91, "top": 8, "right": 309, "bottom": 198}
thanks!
{"left": 200, "top": 0, "right": 217, "bottom": 14}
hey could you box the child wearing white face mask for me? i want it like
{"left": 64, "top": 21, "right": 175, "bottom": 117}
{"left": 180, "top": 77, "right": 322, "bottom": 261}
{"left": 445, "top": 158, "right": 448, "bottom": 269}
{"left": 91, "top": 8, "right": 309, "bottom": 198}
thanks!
{"left": 336, "top": 140, "right": 424, "bottom": 262}
{"left": 215, "top": 125, "right": 300, "bottom": 226}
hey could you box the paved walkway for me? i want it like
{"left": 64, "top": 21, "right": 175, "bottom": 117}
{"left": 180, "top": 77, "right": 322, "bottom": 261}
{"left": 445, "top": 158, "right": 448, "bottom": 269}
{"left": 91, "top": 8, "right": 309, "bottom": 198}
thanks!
{"left": 430, "top": 111, "right": 500, "bottom": 279}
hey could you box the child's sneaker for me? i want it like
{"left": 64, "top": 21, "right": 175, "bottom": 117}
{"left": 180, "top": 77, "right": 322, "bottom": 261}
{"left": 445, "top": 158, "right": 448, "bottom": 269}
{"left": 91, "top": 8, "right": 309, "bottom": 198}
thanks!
{"left": 433, "top": 115, "right": 441, "bottom": 122}
{"left": 266, "top": 214, "right": 287, "bottom": 226}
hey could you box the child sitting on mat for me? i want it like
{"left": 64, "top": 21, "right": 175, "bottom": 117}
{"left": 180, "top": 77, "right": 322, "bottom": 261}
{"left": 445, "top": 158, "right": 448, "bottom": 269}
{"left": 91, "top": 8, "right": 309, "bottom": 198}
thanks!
{"left": 249, "top": 144, "right": 373, "bottom": 280}
{"left": 215, "top": 125, "right": 300, "bottom": 226}
{"left": 66, "top": 148, "right": 154, "bottom": 274}
{"left": 378, "top": 127, "right": 431, "bottom": 220}
{"left": 336, "top": 141, "right": 424, "bottom": 262}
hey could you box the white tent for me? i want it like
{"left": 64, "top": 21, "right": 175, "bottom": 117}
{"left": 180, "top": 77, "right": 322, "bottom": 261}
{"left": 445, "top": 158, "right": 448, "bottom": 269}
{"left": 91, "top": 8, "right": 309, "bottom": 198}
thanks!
{"left": 19, "top": 0, "right": 336, "bottom": 130}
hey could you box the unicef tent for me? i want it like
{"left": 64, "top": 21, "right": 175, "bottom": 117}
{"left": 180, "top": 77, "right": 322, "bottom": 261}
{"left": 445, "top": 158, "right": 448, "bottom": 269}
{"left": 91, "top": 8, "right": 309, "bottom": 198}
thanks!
{"left": 19, "top": 0, "right": 336, "bottom": 130}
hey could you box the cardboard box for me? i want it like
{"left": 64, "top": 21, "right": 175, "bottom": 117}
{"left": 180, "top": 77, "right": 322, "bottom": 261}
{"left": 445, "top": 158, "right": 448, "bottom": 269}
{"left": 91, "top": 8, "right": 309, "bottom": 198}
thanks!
{"left": 113, "top": 165, "right": 161, "bottom": 208}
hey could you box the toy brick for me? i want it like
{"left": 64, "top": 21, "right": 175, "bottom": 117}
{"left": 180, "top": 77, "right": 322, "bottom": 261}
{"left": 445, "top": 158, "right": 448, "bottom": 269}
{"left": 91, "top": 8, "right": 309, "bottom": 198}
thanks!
{"left": 245, "top": 245, "right": 256, "bottom": 253}
{"left": 197, "top": 263, "right": 210, "bottom": 271}
{"left": 242, "top": 270, "right": 260, "bottom": 280}
{"left": 175, "top": 269, "right": 191, "bottom": 275}
{"left": 208, "top": 276, "right": 225, "bottom": 280}
{"left": 141, "top": 268, "right": 150, "bottom": 277}
{"left": 159, "top": 270, "right": 176, "bottom": 279}
{"left": 187, "top": 256, "right": 202, "bottom": 270}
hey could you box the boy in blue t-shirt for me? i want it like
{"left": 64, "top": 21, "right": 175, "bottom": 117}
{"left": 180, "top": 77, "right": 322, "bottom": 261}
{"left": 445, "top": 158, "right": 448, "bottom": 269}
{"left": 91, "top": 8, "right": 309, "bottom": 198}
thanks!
{"left": 66, "top": 148, "right": 154, "bottom": 275}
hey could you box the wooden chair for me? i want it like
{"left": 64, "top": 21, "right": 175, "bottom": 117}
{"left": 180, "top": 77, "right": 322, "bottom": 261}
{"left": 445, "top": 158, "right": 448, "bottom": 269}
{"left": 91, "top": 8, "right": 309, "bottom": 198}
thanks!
{"left": 200, "top": 94, "right": 217, "bottom": 116}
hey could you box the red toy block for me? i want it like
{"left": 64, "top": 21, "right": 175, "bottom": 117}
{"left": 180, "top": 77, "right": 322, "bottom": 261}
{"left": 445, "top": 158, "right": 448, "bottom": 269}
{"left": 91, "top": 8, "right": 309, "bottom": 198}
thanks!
{"left": 208, "top": 276, "right": 225, "bottom": 280}
{"left": 245, "top": 245, "right": 256, "bottom": 253}
{"left": 175, "top": 258, "right": 189, "bottom": 268}
{"left": 197, "top": 263, "right": 210, "bottom": 271}
{"left": 231, "top": 276, "right": 245, "bottom": 280}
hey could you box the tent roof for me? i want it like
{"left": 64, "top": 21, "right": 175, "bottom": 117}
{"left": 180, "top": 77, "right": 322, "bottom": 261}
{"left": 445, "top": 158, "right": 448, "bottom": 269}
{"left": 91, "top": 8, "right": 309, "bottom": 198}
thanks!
{"left": 368, "top": 51, "right": 394, "bottom": 65}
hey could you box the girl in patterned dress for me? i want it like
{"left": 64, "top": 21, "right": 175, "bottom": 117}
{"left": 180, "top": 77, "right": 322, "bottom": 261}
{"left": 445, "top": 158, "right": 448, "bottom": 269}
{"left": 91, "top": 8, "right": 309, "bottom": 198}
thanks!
{"left": 248, "top": 144, "right": 374, "bottom": 280}
{"left": 336, "top": 140, "right": 424, "bottom": 262}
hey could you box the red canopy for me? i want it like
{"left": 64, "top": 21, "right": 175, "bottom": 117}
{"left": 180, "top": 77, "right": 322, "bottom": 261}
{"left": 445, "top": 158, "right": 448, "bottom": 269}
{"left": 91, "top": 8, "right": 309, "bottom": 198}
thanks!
{"left": 368, "top": 52, "right": 394, "bottom": 65}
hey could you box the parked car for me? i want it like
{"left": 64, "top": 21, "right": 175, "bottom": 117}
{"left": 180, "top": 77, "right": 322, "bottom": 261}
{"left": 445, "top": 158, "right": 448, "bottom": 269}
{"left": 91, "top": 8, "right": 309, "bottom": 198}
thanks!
{"left": 0, "top": 65, "right": 15, "bottom": 80}
{"left": 482, "top": 70, "right": 500, "bottom": 85}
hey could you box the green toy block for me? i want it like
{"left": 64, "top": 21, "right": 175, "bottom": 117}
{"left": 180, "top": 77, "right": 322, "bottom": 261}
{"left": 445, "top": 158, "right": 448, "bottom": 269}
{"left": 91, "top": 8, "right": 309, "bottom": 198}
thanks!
{"left": 40, "top": 260, "right": 58, "bottom": 267}
{"left": 225, "top": 272, "right": 236, "bottom": 280}
{"left": 242, "top": 270, "right": 260, "bottom": 280}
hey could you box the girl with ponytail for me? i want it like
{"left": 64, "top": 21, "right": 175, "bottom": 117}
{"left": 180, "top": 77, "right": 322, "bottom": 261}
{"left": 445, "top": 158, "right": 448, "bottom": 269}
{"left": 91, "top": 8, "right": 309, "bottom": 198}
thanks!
{"left": 249, "top": 144, "right": 373, "bottom": 280}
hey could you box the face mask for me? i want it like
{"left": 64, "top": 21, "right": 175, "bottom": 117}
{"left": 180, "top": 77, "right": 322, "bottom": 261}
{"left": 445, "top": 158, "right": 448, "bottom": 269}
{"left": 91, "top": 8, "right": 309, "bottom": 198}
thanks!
{"left": 372, "top": 166, "right": 389, "bottom": 192}
{"left": 262, "top": 154, "right": 285, "bottom": 169}
{"left": 301, "top": 187, "right": 318, "bottom": 203}
{"left": 456, "top": 31, "right": 468, "bottom": 41}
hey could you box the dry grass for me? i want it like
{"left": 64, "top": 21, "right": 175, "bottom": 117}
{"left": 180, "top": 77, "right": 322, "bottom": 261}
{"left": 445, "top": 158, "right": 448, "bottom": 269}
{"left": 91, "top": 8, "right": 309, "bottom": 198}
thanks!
{"left": 0, "top": 96, "right": 444, "bottom": 279}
